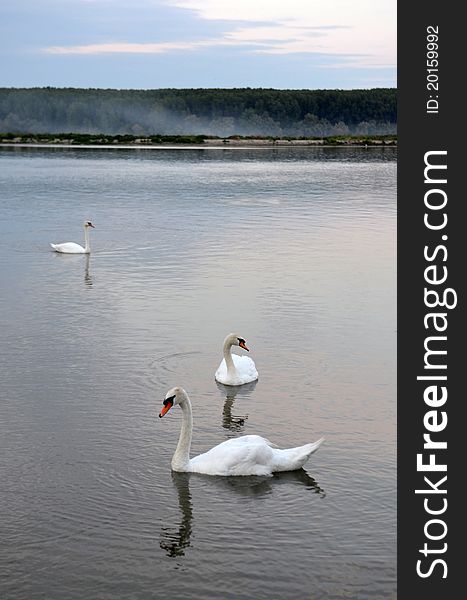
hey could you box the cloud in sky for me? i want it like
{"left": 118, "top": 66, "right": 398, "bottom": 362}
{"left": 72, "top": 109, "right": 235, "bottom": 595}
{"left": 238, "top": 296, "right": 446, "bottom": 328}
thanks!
{"left": 45, "top": 0, "right": 395, "bottom": 67}
{"left": 0, "top": 0, "right": 396, "bottom": 88}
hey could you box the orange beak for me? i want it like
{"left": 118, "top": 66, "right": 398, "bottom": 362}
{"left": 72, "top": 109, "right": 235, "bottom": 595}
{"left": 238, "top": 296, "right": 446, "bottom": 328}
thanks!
{"left": 159, "top": 400, "right": 173, "bottom": 418}
{"left": 239, "top": 340, "right": 249, "bottom": 351}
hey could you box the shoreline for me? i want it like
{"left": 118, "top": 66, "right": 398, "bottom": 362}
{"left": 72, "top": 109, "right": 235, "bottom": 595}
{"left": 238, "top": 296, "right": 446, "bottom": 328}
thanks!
{"left": 0, "top": 139, "right": 397, "bottom": 150}
{"left": 0, "top": 133, "right": 397, "bottom": 149}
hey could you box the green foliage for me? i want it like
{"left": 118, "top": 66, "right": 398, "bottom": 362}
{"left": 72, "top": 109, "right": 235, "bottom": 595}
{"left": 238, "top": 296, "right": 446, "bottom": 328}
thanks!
{"left": 0, "top": 87, "right": 396, "bottom": 137}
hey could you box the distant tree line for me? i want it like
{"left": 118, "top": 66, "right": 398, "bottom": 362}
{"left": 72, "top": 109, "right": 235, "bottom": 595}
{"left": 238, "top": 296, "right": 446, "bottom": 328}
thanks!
{"left": 0, "top": 87, "right": 396, "bottom": 137}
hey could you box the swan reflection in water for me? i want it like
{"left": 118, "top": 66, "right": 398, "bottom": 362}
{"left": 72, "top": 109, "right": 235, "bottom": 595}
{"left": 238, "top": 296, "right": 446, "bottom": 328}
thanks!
{"left": 84, "top": 255, "right": 92, "bottom": 287}
{"left": 160, "top": 469, "right": 325, "bottom": 558}
{"left": 52, "top": 252, "right": 93, "bottom": 287}
{"left": 215, "top": 380, "right": 257, "bottom": 433}
{"left": 160, "top": 472, "right": 193, "bottom": 558}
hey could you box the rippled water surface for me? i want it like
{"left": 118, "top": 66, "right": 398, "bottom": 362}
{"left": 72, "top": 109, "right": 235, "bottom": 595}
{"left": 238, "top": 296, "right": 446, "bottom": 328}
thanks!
{"left": 0, "top": 146, "right": 396, "bottom": 599}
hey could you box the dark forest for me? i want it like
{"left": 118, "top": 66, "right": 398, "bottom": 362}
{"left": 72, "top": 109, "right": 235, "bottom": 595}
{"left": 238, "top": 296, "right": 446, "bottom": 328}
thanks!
{"left": 0, "top": 87, "right": 396, "bottom": 137}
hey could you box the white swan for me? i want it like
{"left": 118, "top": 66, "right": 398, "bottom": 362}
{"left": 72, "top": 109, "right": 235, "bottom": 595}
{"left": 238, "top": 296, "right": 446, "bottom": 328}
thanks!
{"left": 159, "top": 387, "right": 324, "bottom": 476}
{"left": 50, "top": 221, "right": 95, "bottom": 254}
{"left": 215, "top": 333, "right": 258, "bottom": 386}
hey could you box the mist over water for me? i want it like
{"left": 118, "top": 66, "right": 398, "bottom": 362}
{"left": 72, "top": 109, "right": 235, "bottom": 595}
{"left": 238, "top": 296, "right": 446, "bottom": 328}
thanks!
{"left": 0, "top": 106, "right": 396, "bottom": 137}
{"left": 0, "top": 146, "right": 396, "bottom": 600}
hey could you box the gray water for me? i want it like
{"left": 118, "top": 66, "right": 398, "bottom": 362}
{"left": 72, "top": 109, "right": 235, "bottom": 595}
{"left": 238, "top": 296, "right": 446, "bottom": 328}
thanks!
{"left": 0, "top": 146, "right": 396, "bottom": 599}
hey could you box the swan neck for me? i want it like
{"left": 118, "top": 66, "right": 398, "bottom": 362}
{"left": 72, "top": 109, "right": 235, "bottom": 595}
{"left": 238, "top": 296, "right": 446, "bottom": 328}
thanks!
{"left": 223, "top": 338, "right": 236, "bottom": 375}
{"left": 172, "top": 395, "right": 193, "bottom": 471}
{"left": 84, "top": 226, "right": 91, "bottom": 253}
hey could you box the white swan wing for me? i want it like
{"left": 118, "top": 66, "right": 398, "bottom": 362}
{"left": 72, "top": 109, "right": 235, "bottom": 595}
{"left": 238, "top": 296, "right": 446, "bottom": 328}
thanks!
{"left": 233, "top": 355, "right": 258, "bottom": 380}
{"left": 50, "top": 242, "right": 86, "bottom": 254}
{"left": 215, "top": 355, "right": 258, "bottom": 386}
{"left": 189, "top": 435, "right": 275, "bottom": 476}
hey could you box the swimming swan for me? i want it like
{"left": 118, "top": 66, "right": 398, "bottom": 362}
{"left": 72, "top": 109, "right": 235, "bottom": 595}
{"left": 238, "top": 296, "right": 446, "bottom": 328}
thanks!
{"left": 215, "top": 333, "right": 258, "bottom": 386}
{"left": 50, "top": 221, "right": 95, "bottom": 254}
{"left": 159, "top": 387, "right": 324, "bottom": 476}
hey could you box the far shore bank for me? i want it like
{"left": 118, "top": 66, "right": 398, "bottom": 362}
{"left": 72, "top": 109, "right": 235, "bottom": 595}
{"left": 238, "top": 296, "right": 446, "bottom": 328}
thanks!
{"left": 0, "top": 133, "right": 397, "bottom": 149}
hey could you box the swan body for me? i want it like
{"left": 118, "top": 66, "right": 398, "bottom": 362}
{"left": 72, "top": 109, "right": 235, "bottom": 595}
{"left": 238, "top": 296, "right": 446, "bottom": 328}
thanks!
{"left": 159, "top": 387, "right": 324, "bottom": 476}
{"left": 50, "top": 242, "right": 87, "bottom": 254}
{"left": 51, "top": 221, "right": 94, "bottom": 254}
{"left": 215, "top": 333, "right": 258, "bottom": 386}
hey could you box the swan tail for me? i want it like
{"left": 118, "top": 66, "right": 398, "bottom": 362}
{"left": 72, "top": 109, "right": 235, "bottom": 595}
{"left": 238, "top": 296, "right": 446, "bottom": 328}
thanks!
{"left": 273, "top": 437, "right": 325, "bottom": 472}
{"left": 303, "top": 437, "right": 325, "bottom": 457}
{"left": 50, "top": 243, "right": 58, "bottom": 250}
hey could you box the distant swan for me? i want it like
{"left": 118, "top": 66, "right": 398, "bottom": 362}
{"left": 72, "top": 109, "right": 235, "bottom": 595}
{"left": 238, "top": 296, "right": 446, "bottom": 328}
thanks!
{"left": 50, "top": 221, "right": 95, "bottom": 254}
{"left": 215, "top": 333, "right": 258, "bottom": 386}
{"left": 159, "top": 387, "right": 324, "bottom": 476}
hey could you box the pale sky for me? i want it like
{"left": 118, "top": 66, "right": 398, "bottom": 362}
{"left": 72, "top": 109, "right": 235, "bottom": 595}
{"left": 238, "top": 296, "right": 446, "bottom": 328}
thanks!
{"left": 0, "top": 0, "right": 396, "bottom": 89}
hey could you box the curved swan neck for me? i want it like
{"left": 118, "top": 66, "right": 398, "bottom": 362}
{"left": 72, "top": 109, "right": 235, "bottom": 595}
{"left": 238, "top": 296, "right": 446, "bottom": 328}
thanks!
{"left": 83, "top": 226, "right": 91, "bottom": 254}
{"left": 172, "top": 393, "right": 193, "bottom": 471}
{"left": 222, "top": 337, "right": 236, "bottom": 375}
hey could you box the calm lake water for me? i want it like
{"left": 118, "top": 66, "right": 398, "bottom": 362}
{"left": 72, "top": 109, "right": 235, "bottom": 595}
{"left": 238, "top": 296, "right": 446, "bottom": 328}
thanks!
{"left": 0, "top": 146, "right": 396, "bottom": 599}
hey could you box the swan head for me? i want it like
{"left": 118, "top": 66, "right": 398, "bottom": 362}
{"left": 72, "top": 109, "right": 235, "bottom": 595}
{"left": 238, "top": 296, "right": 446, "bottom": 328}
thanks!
{"left": 224, "top": 333, "right": 249, "bottom": 351}
{"left": 84, "top": 221, "right": 95, "bottom": 229}
{"left": 159, "top": 386, "right": 185, "bottom": 418}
